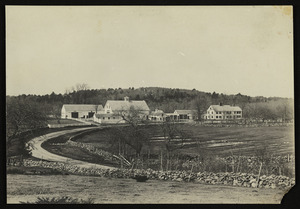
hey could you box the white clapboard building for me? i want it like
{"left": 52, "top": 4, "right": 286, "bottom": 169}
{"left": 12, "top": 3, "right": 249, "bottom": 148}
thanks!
{"left": 61, "top": 104, "right": 103, "bottom": 119}
{"left": 93, "top": 96, "right": 150, "bottom": 124}
{"left": 204, "top": 104, "right": 242, "bottom": 120}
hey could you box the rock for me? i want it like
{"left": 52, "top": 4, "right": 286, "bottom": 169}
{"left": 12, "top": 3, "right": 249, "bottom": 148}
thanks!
{"left": 205, "top": 178, "right": 212, "bottom": 183}
{"left": 271, "top": 183, "right": 276, "bottom": 189}
{"left": 251, "top": 182, "right": 257, "bottom": 188}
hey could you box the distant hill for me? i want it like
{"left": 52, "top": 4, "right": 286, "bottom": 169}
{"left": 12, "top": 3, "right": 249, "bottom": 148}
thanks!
{"left": 6, "top": 86, "right": 293, "bottom": 119}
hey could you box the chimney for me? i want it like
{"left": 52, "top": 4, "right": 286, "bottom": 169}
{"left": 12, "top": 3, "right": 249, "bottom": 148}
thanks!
{"left": 124, "top": 96, "right": 129, "bottom": 102}
{"left": 219, "top": 102, "right": 223, "bottom": 106}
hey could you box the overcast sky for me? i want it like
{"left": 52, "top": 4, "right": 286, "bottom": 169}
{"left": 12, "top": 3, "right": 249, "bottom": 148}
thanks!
{"left": 6, "top": 6, "right": 293, "bottom": 98}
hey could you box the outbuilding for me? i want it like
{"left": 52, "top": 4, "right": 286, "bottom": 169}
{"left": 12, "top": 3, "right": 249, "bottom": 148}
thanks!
{"left": 61, "top": 104, "right": 103, "bottom": 119}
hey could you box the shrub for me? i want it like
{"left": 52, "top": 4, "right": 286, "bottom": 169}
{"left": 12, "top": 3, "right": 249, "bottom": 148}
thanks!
{"left": 6, "top": 167, "right": 25, "bottom": 174}
{"left": 20, "top": 196, "right": 95, "bottom": 204}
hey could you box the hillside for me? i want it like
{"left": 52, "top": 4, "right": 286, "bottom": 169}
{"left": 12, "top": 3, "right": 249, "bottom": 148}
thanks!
{"left": 6, "top": 86, "right": 293, "bottom": 121}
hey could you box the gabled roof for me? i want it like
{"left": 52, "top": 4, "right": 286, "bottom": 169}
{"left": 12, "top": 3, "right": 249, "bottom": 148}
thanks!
{"left": 150, "top": 109, "right": 164, "bottom": 116}
{"left": 105, "top": 100, "right": 150, "bottom": 111}
{"left": 210, "top": 105, "right": 242, "bottom": 112}
{"left": 62, "top": 104, "right": 103, "bottom": 112}
{"left": 174, "top": 110, "right": 197, "bottom": 115}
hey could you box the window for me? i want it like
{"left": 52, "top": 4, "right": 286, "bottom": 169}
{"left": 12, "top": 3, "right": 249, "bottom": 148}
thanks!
{"left": 211, "top": 111, "right": 213, "bottom": 114}
{"left": 113, "top": 117, "right": 115, "bottom": 119}
{"left": 103, "top": 117, "right": 105, "bottom": 120}
{"left": 212, "top": 116, "right": 214, "bottom": 119}
{"left": 216, "top": 116, "right": 218, "bottom": 119}
{"left": 108, "top": 117, "right": 110, "bottom": 120}
{"left": 219, "top": 116, "right": 222, "bottom": 119}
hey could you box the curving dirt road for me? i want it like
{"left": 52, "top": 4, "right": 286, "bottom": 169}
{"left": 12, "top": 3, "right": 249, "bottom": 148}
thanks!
{"left": 27, "top": 127, "right": 117, "bottom": 170}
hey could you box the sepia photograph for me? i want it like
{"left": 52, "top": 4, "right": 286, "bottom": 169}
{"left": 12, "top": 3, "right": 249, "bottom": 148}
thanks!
{"left": 6, "top": 5, "right": 294, "bottom": 204}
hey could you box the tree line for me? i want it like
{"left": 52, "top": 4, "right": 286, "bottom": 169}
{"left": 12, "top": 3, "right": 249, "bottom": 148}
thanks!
{"left": 6, "top": 84, "right": 293, "bottom": 140}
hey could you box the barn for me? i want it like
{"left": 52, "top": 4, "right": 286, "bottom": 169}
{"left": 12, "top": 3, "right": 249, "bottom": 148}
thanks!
{"left": 61, "top": 104, "right": 103, "bottom": 119}
{"left": 94, "top": 96, "right": 150, "bottom": 124}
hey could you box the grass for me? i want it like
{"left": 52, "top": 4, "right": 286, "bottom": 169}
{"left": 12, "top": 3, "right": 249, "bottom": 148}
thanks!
{"left": 7, "top": 126, "right": 94, "bottom": 157}
{"left": 41, "top": 131, "right": 119, "bottom": 167}
{"left": 76, "top": 124, "right": 294, "bottom": 157}
{"left": 6, "top": 166, "right": 68, "bottom": 175}
{"left": 39, "top": 124, "right": 294, "bottom": 176}
{"left": 47, "top": 118, "right": 86, "bottom": 125}
{"left": 20, "top": 196, "right": 95, "bottom": 204}
{"left": 7, "top": 174, "right": 287, "bottom": 204}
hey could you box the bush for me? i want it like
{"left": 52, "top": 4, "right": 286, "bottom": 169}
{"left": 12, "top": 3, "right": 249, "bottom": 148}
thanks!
{"left": 20, "top": 196, "right": 94, "bottom": 204}
{"left": 6, "top": 165, "right": 68, "bottom": 175}
{"left": 6, "top": 167, "right": 25, "bottom": 174}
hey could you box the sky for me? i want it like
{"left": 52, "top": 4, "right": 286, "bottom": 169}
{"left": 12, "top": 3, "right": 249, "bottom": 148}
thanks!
{"left": 6, "top": 6, "right": 293, "bottom": 98}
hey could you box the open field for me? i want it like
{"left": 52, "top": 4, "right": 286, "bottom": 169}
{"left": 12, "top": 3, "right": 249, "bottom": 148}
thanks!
{"left": 77, "top": 124, "right": 294, "bottom": 157}
{"left": 39, "top": 124, "right": 294, "bottom": 176}
{"left": 7, "top": 174, "right": 289, "bottom": 204}
{"left": 41, "top": 129, "right": 118, "bottom": 167}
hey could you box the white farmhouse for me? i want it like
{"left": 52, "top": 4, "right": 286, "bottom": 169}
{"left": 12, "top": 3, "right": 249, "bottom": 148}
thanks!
{"left": 204, "top": 104, "right": 242, "bottom": 120}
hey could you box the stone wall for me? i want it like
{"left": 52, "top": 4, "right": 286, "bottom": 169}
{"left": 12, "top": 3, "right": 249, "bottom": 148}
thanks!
{"left": 8, "top": 159, "right": 295, "bottom": 190}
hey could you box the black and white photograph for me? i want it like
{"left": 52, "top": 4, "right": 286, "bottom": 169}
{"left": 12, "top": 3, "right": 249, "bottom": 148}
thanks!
{"left": 6, "top": 6, "right": 294, "bottom": 204}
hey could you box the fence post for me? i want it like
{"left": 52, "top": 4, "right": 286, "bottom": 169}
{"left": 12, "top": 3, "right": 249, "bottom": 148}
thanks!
{"left": 256, "top": 162, "right": 263, "bottom": 188}
{"left": 160, "top": 149, "right": 163, "bottom": 171}
{"left": 237, "top": 156, "right": 241, "bottom": 173}
{"left": 188, "top": 164, "right": 194, "bottom": 182}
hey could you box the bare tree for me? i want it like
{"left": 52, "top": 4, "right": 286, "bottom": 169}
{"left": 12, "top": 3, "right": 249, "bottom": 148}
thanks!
{"left": 161, "top": 121, "right": 190, "bottom": 171}
{"left": 6, "top": 98, "right": 48, "bottom": 156}
{"left": 109, "top": 106, "right": 150, "bottom": 166}
{"left": 193, "top": 94, "right": 210, "bottom": 122}
{"left": 75, "top": 83, "right": 90, "bottom": 91}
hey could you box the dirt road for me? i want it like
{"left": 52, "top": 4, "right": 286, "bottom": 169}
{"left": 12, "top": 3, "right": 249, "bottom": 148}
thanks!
{"left": 27, "top": 127, "right": 117, "bottom": 170}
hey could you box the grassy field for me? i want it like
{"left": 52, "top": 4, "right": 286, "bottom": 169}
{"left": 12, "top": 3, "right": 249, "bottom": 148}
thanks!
{"left": 41, "top": 130, "right": 119, "bottom": 167}
{"left": 7, "top": 165, "right": 69, "bottom": 175}
{"left": 76, "top": 124, "right": 294, "bottom": 157}
{"left": 7, "top": 126, "right": 91, "bottom": 157}
{"left": 39, "top": 124, "right": 294, "bottom": 176}
{"left": 7, "top": 174, "right": 288, "bottom": 204}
